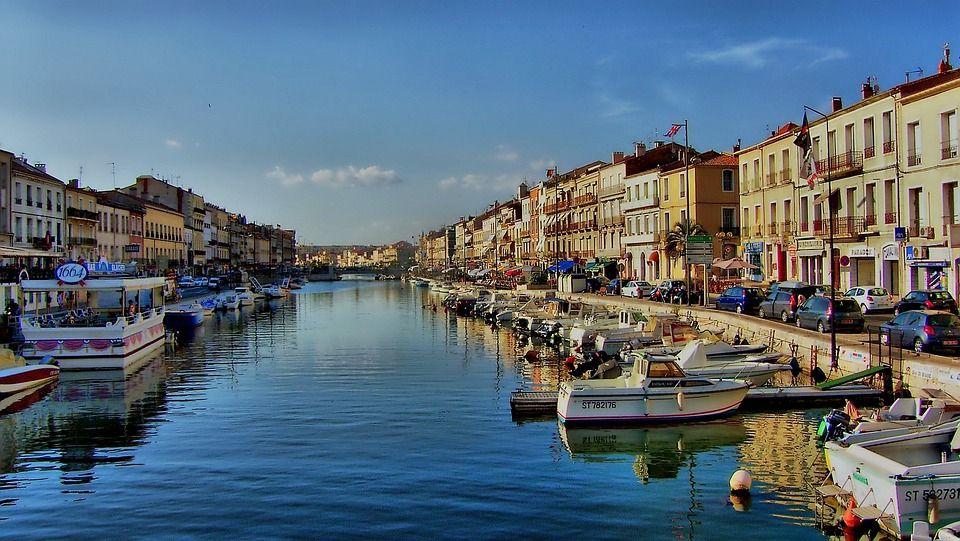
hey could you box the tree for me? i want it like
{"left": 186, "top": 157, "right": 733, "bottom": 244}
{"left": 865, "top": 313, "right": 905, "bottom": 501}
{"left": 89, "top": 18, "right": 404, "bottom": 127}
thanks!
{"left": 664, "top": 220, "right": 707, "bottom": 260}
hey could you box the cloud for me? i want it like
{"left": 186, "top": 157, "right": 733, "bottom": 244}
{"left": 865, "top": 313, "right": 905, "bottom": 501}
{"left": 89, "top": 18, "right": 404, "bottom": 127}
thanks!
{"left": 266, "top": 165, "right": 304, "bottom": 186}
{"left": 437, "top": 173, "right": 521, "bottom": 192}
{"left": 528, "top": 158, "right": 557, "bottom": 172}
{"left": 165, "top": 138, "right": 182, "bottom": 149}
{"left": 598, "top": 92, "right": 642, "bottom": 119}
{"left": 310, "top": 165, "right": 400, "bottom": 188}
{"left": 688, "top": 38, "right": 848, "bottom": 69}
{"left": 494, "top": 144, "right": 519, "bottom": 162}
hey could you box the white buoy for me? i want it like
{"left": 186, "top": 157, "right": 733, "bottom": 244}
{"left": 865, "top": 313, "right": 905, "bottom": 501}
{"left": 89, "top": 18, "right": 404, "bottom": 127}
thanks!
{"left": 729, "top": 469, "right": 752, "bottom": 493}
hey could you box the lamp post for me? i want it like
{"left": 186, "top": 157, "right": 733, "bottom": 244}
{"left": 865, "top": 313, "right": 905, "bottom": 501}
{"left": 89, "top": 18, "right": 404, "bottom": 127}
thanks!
{"left": 804, "top": 104, "right": 836, "bottom": 369}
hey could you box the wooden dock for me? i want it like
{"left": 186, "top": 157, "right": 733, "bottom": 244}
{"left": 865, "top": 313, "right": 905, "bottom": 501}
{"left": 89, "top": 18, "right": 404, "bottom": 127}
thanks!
{"left": 510, "top": 384, "right": 884, "bottom": 417}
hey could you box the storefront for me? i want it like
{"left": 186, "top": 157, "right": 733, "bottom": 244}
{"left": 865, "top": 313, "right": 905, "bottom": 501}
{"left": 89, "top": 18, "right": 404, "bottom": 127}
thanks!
{"left": 848, "top": 245, "right": 876, "bottom": 289}
{"left": 906, "top": 245, "right": 950, "bottom": 291}
{"left": 796, "top": 238, "right": 824, "bottom": 285}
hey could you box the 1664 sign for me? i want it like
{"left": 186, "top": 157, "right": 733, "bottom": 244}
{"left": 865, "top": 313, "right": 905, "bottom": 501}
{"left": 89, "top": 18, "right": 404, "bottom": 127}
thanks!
{"left": 55, "top": 262, "right": 89, "bottom": 285}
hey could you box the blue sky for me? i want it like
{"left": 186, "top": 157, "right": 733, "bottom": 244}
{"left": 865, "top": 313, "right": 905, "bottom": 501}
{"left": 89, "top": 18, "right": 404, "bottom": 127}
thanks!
{"left": 1, "top": 1, "right": 957, "bottom": 244}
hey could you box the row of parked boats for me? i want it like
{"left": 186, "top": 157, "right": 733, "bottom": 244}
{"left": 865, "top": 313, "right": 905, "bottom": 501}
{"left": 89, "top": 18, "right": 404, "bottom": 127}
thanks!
{"left": 422, "top": 282, "right": 797, "bottom": 424}
{"left": 164, "top": 279, "right": 298, "bottom": 327}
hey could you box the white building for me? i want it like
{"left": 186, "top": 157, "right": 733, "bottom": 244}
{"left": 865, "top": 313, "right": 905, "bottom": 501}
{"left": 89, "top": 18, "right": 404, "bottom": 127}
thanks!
{"left": 11, "top": 159, "right": 65, "bottom": 255}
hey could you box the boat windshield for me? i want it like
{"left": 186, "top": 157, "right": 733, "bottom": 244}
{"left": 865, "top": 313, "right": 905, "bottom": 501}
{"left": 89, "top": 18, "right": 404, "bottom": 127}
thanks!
{"left": 647, "top": 360, "right": 685, "bottom": 379}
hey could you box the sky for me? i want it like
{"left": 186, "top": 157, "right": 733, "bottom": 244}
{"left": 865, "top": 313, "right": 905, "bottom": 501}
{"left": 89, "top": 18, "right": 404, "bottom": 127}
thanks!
{"left": 1, "top": 1, "right": 958, "bottom": 245}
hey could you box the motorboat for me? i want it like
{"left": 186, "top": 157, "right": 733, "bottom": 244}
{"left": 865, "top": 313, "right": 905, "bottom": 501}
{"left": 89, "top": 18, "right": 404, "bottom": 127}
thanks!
{"left": 569, "top": 310, "right": 657, "bottom": 353}
{"left": 640, "top": 339, "right": 770, "bottom": 363}
{"left": 557, "top": 354, "right": 749, "bottom": 424}
{"left": 235, "top": 286, "right": 257, "bottom": 305}
{"left": 819, "top": 390, "right": 960, "bottom": 444}
{"left": 216, "top": 293, "right": 240, "bottom": 311}
{"left": 823, "top": 421, "right": 960, "bottom": 536}
{"left": 594, "top": 316, "right": 692, "bottom": 357}
{"left": 410, "top": 278, "right": 429, "bottom": 287}
{"left": 18, "top": 273, "right": 167, "bottom": 370}
{"left": 199, "top": 298, "right": 217, "bottom": 316}
{"left": 164, "top": 302, "right": 205, "bottom": 328}
{"left": 0, "top": 349, "right": 59, "bottom": 394}
{"left": 289, "top": 278, "right": 304, "bottom": 290}
{"left": 633, "top": 340, "right": 790, "bottom": 387}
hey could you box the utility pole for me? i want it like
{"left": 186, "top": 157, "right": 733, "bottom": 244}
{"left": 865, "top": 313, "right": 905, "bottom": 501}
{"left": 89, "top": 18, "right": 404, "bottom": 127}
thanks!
{"left": 805, "top": 105, "right": 837, "bottom": 368}
{"left": 683, "top": 120, "right": 691, "bottom": 306}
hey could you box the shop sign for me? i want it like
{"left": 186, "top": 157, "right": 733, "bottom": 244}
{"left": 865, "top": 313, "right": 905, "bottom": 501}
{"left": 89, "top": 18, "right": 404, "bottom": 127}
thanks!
{"left": 848, "top": 246, "right": 876, "bottom": 258}
{"left": 796, "top": 238, "right": 824, "bottom": 256}
{"left": 906, "top": 245, "right": 928, "bottom": 261}
{"left": 54, "top": 262, "right": 88, "bottom": 284}
{"left": 744, "top": 241, "right": 764, "bottom": 254}
{"left": 881, "top": 244, "right": 898, "bottom": 261}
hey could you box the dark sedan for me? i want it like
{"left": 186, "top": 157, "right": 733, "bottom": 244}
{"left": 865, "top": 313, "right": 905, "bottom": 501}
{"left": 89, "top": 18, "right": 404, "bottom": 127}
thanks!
{"left": 894, "top": 290, "right": 959, "bottom": 315}
{"left": 794, "top": 296, "right": 865, "bottom": 333}
{"left": 714, "top": 286, "right": 764, "bottom": 314}
{"left": 880, "top": 310, "right": 960, "bottom": 354}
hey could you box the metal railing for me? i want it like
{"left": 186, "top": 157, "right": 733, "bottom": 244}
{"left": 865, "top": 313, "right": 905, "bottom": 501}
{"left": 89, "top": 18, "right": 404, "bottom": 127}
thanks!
{"left": 908, "top": 152, "right": 922, "bottom": 166}
{"left": 779, "top": 168, "right": 792, "bottom": 183}
{"left": 864, "top": 145, "right": 875, "bottom": 159}
{"left": 884, "top": 212, "right": 897, "bottom": 224}
{"left": 883, "top": 140, "right": 895, "bottom": 154}
{"left": 812, "top": 216, "right": 865, "bottom": 238}
{"left": 815, "top": 150, "right": 863, "bottom": 179}
{"left": 942, "top": 141, "right": 958, "bottom": 160}
{"left": 67, "top": 207, "right": 99, "bottom": 220}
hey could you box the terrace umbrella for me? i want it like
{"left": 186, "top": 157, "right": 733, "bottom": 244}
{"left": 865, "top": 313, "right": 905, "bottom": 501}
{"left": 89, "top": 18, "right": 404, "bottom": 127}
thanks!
{"left": 713, "top": 258, "right": 757, "bottom": 271}
{"left": 505, "top": 268, "right": 523, "bottom": 277}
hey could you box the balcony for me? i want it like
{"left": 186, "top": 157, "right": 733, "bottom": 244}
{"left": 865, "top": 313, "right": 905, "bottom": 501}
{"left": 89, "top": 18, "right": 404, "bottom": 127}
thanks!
{"left": 765, "top": 172, "right": 776, "bottom": 187}
{"left": 30, "top": 237, "right": 53, "bottom": 250}
{"left": 194, "top": 207, "right": 206, "bottom": 215}
{"left": 767, "top": 223, "right": 778, "bottom": 235}
{"left": 753, "top": 225, "right": 763, "bottom": 236}
{"left": 572, "top": 194, "right": 597, "bottom": 207}
{"left": 543, "top": 200, "right": 570, "bottom": 214}
{"left": 885, "top": 212, "right": 898, "bottom": 225}
{"left": 67, "top": 207, "right": 99, "bottom": 221}
{"left": 908, "top": 151, "right": 922, "bottom": 166}
{"left": 14, "top": 198, "right": 21, "bottom": 205}
{"left": 780, "top": 221, "right": 794, "bottom": 236}
{"left": 599, "top": 215, "right": 625, "bottom": 227}
{"left": 943, "top": 141, "right": 958, "bottom": 160}
{"left": 812, "top": 216, "right": 865, "bottom": 240}
{"left": 815, "top": 150, "right": 863, "bottom": 180}
{"left": 598, "top": 185, "right": 624, "bottom": 198}
{"left": 799, "top": 221, "right": 810, "bottom": 232}
{"left": 779, "top": 168, "right": 792, "bottom": 184}
{"left": 636, "top": 194, "right": 659, "bottom": 208}
{"left": 864, "top": 146, "right": 875, "bottom": 159}
{"left": 68, "top": 236, "right": 97, "bottom": 247}
{"left": 717, "top": 225, "right": 740, "bottom": 237}
{"left": 865, "top": 214, "right": 877, "bottom": 227}
{"left": 883, "top": 141, "right": 896, "bottom": 154}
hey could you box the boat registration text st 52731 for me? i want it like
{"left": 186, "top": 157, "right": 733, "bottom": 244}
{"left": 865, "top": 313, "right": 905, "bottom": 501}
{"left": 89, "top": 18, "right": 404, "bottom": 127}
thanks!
{"left": 905, "top": 488, "right": 960, "bottom": 502}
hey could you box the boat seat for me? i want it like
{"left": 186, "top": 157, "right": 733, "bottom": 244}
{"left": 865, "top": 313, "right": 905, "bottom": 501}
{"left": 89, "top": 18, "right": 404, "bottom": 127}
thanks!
{"left": 850, "top": 505, "right": 887, "bottom": 521}
{"left": 815, "top": 484, "right": 851, "bottom": 500}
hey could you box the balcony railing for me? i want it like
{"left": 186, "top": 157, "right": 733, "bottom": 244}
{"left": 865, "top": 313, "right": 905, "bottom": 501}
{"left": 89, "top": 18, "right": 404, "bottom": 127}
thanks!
{"left": 865, "top": 214, "right": 877, "bottom": 227}
{"left": 67, "top": 207, "right": 99, "bottom": 221}
{"left": 767, "top": 223, "right": 778, "bottom": 235}
{"left": 864, "top": 146, "right": 875, "bottom": 159}
{"left": 765, "top": 173, "right": 776, "bottom": 187}
{"left": 14, "top": 198, "right": 21, "bottom": 205}
{"left": 908, "top": 151, "right": 922, "bottom": 166}
{"left": 753, "top": 225, "right": 762, "bottom": 236}
{"left": 598, "top": 185, "right": 624, "bottom": 198}
{"left": 908, "top": 223, "right": 921, "bottom": 237}
{"left": 943, "top": 141, "right": 958, "bottom": 160}
{"left": 572, "top": 194, "right": 597, "bottom": 207}
{"left": 883, "top": 140, "right": 895, "bottom": 154}
{"left": 543, "top": 201, "right": 570, "bottom": 214}
{"left": 885, "top": 212, "right": 897, "bottom": 224}
{"left": 599, "top": 215, "right": 625, "bottom": 227}
{"left": 780, "top": 221, "right": 794, "bottom": 236}
{"left": 68, "top": 236, "right": 97, "bottom": 247}
{"left": 717, "top": 226, "right": 740, "bottom": 237}
{"left": 815, "top": 150, "right": 863, "bottom": 180}
{"left": 799, "top": 220, "right": 809, "bottom": 232}
{"left": 812, "top": 216, "right": 866, "bottom": 239}
{"left": 779, "top": 168, "right": 792, "bottom": 184}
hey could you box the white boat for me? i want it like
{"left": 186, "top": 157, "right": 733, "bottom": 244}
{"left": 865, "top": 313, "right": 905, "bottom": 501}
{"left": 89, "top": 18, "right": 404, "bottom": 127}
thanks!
{"left": 164, "top": 303, "right": 204, "bottom": 327}
{"left": 557, "top": 354, "right": 749, "bottom": 424}
{"left": 261, "top": 284, "right": 286, "bottom": 299}
{"left": 824, "top": 422, "right": 960, "bottom": 536}
{"left": 821, "top": 391, "right": 960, "bottom": 444}
{"left": 235, "top": 287, "right": 256, "bottom": 306}
{"left": 18, "top": 275, "right": 167, "bottom": 371}
{"left": 635, "top": 340, "right": 790, "bottom": 387}
{"left": 216, "top": 293, "right": 240, "bottom": 311}
{"left": 0, "top": 349, "right": 59, "bottom": 393}
{"left": 594, "top": 315, "right": 691, "bottom": 357}
{"left": 199, "top": 299, "right": 217, "bottom": 316}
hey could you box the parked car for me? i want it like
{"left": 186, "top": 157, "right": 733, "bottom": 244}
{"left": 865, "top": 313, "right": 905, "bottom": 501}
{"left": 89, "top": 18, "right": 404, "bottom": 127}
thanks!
{"left": 714, "top": 286, "right": 764, "bottom": 314}
{"left": 814, "top": 284, "right": 835, "bottom": 297}
{"left": 194, "top": 277, "right": 209, "bottom": 287}
{"left": 603, "top": 279, "right": 622, "bottom": 296}
{"left": 794, "top": 296, "right": 865, "bottom": 333}
{"left": 844, "top": 285, "right": 895, "bottom": 313}
{"left": 893, "top": 290, "right": 959, "bottom": 315}
{"left": 758, "top": 282, "right": 818, "bottom": 322}
{"left": 650, "top": 280, "right": 685, "bottom": 302}
{"left": 880, "top": 310, "right": 960, "bottom": 353}
{"left": 178, "top": 276, "right": 195, "bottom": 287}
{"left": 621, "top": 280, "right": 655, "bottom": 298}
{"left": 208, "top": 277, "right": 221, "bottom": 289}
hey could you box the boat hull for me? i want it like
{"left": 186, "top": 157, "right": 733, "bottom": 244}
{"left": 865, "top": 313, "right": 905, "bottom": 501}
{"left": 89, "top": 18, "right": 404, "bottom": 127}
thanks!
{"left": 0, "top": 364, "right": 60, "bottom": 394}
{"left": 557, "top": 382, "right": 748, "bottom": 425}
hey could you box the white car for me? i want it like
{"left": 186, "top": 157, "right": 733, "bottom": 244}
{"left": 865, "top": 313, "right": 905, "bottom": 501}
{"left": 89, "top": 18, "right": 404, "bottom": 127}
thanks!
{"left": 844, "top": 285, "right": 895, "bottom": 313}
{"left": 178, "top": 276, "right": 195, "bottom": 287}
{"left": 621, "top": 280, "right": 655, "bottom": 298}
{"left": 195, "top": 277, "right": 209, "bottom": 287}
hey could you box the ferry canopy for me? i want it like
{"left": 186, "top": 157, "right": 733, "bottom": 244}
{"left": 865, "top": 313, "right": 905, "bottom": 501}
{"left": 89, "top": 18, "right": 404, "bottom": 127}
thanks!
{"left": 20, "top": 276, "right": 167, "bottom": 292}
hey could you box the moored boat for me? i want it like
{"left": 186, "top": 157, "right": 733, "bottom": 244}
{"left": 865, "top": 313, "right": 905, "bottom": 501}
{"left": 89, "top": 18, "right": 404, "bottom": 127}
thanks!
{"left": 0, "top": 350, "right": 59, "bottom": 394}
{"left": 235, "top": 287, "right": 256, "bottom": 305}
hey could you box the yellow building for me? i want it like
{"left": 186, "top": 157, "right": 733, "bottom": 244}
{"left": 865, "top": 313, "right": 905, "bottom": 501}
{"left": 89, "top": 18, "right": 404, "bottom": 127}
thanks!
{"left": 65, "top": 181, "right": 99, "bottom": 261}
{"left": 142, "top": 199, "right": 185, "bottom": 271}
{"left": 658, "top": 151, "right": 740, "bottom": 283}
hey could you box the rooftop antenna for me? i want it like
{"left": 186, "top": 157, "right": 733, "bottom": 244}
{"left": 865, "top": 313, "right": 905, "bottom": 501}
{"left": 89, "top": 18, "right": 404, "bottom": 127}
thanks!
{"left": 108, "top": 162, "right": 116, "bottom": 189}
{"left": 905, "top": 67, "right": 923, "bottom": 82}
{"left": 78, "top": 165, "right": 83, "bottom": 183}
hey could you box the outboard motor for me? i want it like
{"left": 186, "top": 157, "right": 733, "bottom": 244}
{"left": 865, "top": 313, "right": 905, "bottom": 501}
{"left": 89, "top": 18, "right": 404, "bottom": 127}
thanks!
{"left": 817, "top": 409, "right": 852, "bottom": 445}
{"left": 571, "top": 352, "right": 605, "bottom": 377}
{"left": 588, "top": 359, "right": 623, "bottom": 380}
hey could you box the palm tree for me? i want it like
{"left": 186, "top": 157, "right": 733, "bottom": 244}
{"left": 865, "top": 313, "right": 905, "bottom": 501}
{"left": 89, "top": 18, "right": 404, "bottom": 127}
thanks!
{"left": 664, "top": 220, "right": 708, "bottom": 260}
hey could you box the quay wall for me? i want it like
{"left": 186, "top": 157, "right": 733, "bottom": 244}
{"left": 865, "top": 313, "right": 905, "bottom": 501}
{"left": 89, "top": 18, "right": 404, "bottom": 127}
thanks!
{"left": 547, "top": 292, "right": 960, "bottom": 398}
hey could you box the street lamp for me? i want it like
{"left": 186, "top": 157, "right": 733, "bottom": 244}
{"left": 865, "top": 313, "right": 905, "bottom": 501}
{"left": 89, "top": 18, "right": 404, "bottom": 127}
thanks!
{"left": 804, "top": 104, "right": 837, "bottom": 369}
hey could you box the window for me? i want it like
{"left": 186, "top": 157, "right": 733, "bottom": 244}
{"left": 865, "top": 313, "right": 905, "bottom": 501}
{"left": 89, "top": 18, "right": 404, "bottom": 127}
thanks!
{"left": 907, "top": 121, "right": 922, "bottom": 165}
{"left": 663, "top": 177, "right": 669, "bottom": 201}
{"left": 56, "top": 192, "right": 61, "bottom": 212}
{"left": 721, "top": 208, "right": 736, "bottom": 230}
{"left": 942, "top": 111, "right": 957, "bottom": 159}
{"left": 36, "top": 187, "right": 42, "bottom": 208}
{"left": 14, "top": 182, "right": 21, "bottom": 204}
{"left": 863, "top": 117, "right": 875, "bottom": 157}
{"left": 26, "top": 185, "right": 32, "bottom": 206}
{"left": 14, "top": 217, "right": 21, "bottom": 242}
{"left": 882, "top": 111, "right": 894, "bottom": 153}
{"left": 679, "top": 174, "right": 685, "bottom": 197}
{"left": 722, "top": 170, "right": 734, "bottom": 192}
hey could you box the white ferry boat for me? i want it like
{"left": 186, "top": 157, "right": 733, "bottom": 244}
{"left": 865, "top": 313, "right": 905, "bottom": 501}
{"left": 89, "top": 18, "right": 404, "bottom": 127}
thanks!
{"left": 18, "top": 270, "right": 167, "bottom": 371}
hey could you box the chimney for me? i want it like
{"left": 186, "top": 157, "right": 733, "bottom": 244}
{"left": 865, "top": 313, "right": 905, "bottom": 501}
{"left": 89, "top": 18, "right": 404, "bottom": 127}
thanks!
{"left": 940, "top": 42, "right": 952, "bottom": 74}
{"left": 733, "top": 139, "right": 741, "bottom": 153}
{"left": 634, "top": 142, "right": 646, "bottom": 157}
{"left": 34, "top": 163, "right": 46, "bottom": 173}
{"left": 831, "top": 97, "right": 843, "bottom": 112}
{"left": 612, "top": 151, "right": 625, "bottom": 164}
{"left": 654, "top": 140, "right": 664, "bottom": 148}
{"left": 861, "top": 78, "right": 875, "bottom": 100}
{"left": 68, "top": 178, "right": 80, "bottom": 188}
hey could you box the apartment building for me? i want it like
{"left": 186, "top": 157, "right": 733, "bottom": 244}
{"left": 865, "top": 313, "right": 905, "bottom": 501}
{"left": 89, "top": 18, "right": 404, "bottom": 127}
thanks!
{"left": 11, "top": 159, "right": 65, "bottom": 255}
{"left": 65, "top": 180, "right": 100, "bottom": 261}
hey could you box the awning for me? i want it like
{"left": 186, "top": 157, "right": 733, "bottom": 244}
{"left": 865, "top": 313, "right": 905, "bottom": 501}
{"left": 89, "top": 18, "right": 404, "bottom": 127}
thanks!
{"left": 910, "top": 261, "right": 949, "bottom": 268}
{"left": 0, "top": 246, "right": 65, "bottom": 258}
{"left": 713, "top": 258, "right": 757, "bottom": 270}
{"left": 547, "top": 260, "right": 576, "bottom": 273}
{"left": 485, "top": 234, "right": 495, "bottom": 243}
{"left": 499, "top": 230, "right": 509, "bottom": 240}
{"left": 649, "top": 251, "right": 660, "bottom": 263}
{"left": 584, "top": 261, "right": 601, "bottom": 271}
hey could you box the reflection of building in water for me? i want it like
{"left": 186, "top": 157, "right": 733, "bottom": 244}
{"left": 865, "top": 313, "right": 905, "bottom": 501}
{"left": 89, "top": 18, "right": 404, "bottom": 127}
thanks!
{"left": 559, "top": 420, "right": 748, "bottom": 483}
{"left": 0, "top": 355, "right": 170, "bottom": 483}
{"left": 737, "top": 412, "right": 827, "bottom": 520}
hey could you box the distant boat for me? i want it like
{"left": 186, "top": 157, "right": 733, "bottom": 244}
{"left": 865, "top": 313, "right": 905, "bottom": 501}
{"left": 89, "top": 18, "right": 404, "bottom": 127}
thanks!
{"left": 216, "top": 293, "right": 240, "bottom": 311}
{"left": 164, "top": 303, "right": 204, "bottom": 327}
{"left": 235, "top": 287, "right": 256, "bottom": 306}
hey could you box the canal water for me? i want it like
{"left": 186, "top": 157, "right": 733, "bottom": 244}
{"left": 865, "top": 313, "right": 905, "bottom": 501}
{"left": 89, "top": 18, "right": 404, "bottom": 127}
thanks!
{"left": 0, "top": 281, "right": 831, "bottom": 539}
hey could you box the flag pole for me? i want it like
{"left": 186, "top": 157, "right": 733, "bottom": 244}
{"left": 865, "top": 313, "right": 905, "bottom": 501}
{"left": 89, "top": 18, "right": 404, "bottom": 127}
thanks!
{"left": 684, "top": 119, "right": 691, "bottom": 306}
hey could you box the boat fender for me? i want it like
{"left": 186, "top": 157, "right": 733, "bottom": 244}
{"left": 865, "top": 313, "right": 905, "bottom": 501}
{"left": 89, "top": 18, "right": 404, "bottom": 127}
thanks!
{"left": 729, "top": 470, "right": 752, "bottom": 493}
{"left": 842, "top": 497, "right": 861, "bottom": 528}
{"left": 677, "top": 390, "right": 684, "bottom": 411}
{"left": 927, "top": 491, "right": 941, "bottom": 525}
